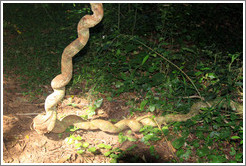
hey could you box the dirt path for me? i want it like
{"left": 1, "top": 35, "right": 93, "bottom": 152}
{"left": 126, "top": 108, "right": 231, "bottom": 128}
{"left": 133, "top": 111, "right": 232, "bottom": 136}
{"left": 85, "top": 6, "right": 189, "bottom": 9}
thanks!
{"left": 2, "top": 74, "right": 175, "bottom": 163}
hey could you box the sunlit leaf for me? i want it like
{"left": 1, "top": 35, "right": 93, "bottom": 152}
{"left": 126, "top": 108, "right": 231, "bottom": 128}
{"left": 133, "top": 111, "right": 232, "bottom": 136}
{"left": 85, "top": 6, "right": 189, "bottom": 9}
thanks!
{"left": 141, "top": 55, "right": 149, "bottom": 65}
{"left": 140, "top": 100, "right": 148, "bottom": 111}
{"left": 82, "top": 142, "right": 90, "bottom": 148}
{"left": 104, "top": 151, "right": 111, "bottom": 156}
{"left": 88, "top": 147, "right": 97, "bottom": 153}
{"left": 77, "top": 149, "right": 84, "bottom": 154}
{"left": 208, "top": 73, "right": 217, "bottom": 79}
{"left": 231, "top": 136, "right": 240, "bottom": 140}
{"left": 149, "top": 104, "right": 155, "bottom": 112}
{"left": 95, "top": 98, "right": 103, "bottom": 108}
{"left": 75, "top": 142, "right": 82, "bottom": 149}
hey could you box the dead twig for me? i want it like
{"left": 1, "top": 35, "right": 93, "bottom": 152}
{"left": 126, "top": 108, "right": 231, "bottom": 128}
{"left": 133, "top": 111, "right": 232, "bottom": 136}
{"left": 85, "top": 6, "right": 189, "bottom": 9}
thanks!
{"left": 16, "top": 113, "right": 42, "bottom": 116}
{"left": 153, "top": 117, "right": 180, "bottom": 163}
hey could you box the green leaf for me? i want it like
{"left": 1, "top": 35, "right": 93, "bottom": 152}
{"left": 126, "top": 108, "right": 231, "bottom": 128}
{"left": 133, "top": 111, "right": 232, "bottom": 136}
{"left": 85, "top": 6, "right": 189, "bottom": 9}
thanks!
{"left": 107, "top": 96, "right": 113, "bottom": 101}
{"left": 229, "top": 147, "right": 236, "bottom": 156}
{"left": 82, "top": 142, "right": 90, "bottom": 148}
{"left": 126, "top": 144, "right": 137, "bottom": 151}
{"left": 133, "top": 50, "right": 139, "bottom": 55}
{"left": 88, "top": 147, "right": 97, "bottom": 153}
{"left": 231, "top": 136, "right": 240, "bottom": 140}
{"left": 115, "top": 81, "right": 124, "bottom": 88}
{"left": 195, "top": 71, "right": 202, "bottom": 76}
{"left": 87, "top": 109, "right": 96, "bottom": 117}
{"left": 105, "top": 145, "right": 112, "bottom": 149}
{"left": 182, "top": 149, "right": 192, "bottom": 160}
{"left": 196, "top": 131, "right": 204, "bottom": 139}
{"left": 77, "top": 149, "right": 85, "bottom": 154}
{"left": 141, "top": 55, "right": 149, "bottom": 65}
{"left": 110, "top": 118, "right": 117, "bottom": 123}
{"left": 110, "top": 153, "right": 119, "bottom": 158}
{"left": 208, "top": 155, "right": 226, "bottom": 163}
{"left": 75, "top": 142, "right": 82, "bottom": 149}
{"left": 118, "top": 132, "right": 128, "bottom": 143}
{"left": 140, "top": 100, "right": 148, "bottom": 111}
{"left": 95, "top": 98, "right": 103, "bottom": 108}
{"left": 104, "top": 151, "right": 111, "bottom": 157}
{"left": 200, "top": 67, "right": 211, "bottom": 71}
{"left": 235, "top": 82, "right": 243, "bottom": 86}
{"left": 172, "top": 137, "right": 185, "bottom": 149}
{"left": 210, "top": 131, "right": 220, "bottom": 138}
{"left": 75, "top": 136, "right": 82, "bottom": 140}
{"left": 58, "top": 133, "right": 63, "bottom": 138}
{"left": 116, "top": 49, "right": 121, "bottom": 56}
{"left": 191, "top": 140, "right": 200, "bottom": 148}
{"left": 162, "top": 126, "right": 168, "bottom": 130}
{"left": 149, "top": 145, "right": 156, "bottom": 156}
{"left": 97, "top": 143, "right": 106, "bottom": 148}
{"left": 127, "top": 130, "right": 132, "bottom": 134}
{"left": 162, "top": 126, "right": 169, "bottom": 135}
{"left": 176, "top": 149, "right": 184, "bottom": 157}
{"left": 110, "top": 158, "right": 117, "bottom": 163}
{"left": 70, "top": 126, "right": 79, "bottom": 131}
{"left": 151, "top": 53, "right": 157, "bottom": 57}
{"left": 196, "top": 147, "right": 209, "bottom": 157}
{"left": 235, "top": 153, "right": 243, "bottom": 161}
{"left": 67, "top": 103, "right": 78, "bottom": 107}
{"left": 65, "top": 137, "right": 74, "bottom": 145}
{"left": 120, "top": 72, "right": 128, "bottom": 80}
{"left": 80, "top": 115, "right": 88, "bottom": 120}
{"left": 208, "top": 73, "right": 217, "bottom": 79}
{"left": 219, "top": 130, "right": 231, "bottom": 140}
{"left": 127, "top": 137, "right": 137, "bottom": 142}
{"left": 149, "top": 104, "right": 156, "bottom": 112}
{"left": 182, "top": 47, "right": 195, "bottom": 54}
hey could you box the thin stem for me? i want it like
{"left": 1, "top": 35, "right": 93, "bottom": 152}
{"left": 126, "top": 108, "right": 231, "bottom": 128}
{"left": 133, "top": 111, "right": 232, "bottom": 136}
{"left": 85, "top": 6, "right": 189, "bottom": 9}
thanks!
{"left": 133, "top": 38, "right": 202, "bottom": 100}
{"left": 153, "top": 117, "right": 180, "bottom": 162}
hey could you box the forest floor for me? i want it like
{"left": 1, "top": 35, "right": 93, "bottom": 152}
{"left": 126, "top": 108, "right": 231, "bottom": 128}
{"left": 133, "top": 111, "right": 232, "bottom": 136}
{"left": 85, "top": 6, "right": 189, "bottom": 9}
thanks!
{"left": 2, "top": 22, "right": 178, "bottom": 164}
{"left": 2, "top": 74, "right": 177, "bottom": 163}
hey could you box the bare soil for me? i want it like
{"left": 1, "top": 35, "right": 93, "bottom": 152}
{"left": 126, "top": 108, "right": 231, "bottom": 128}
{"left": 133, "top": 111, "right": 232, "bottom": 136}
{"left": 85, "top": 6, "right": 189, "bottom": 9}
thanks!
{"left": 2, "top": 75, "right": 176, "bottom": 163}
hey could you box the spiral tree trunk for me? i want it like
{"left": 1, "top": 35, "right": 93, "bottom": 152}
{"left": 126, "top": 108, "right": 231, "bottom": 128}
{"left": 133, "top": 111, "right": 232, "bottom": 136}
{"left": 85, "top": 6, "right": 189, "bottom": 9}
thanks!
{"left": 33, "top": 3, "right": 104, "bottom": 134}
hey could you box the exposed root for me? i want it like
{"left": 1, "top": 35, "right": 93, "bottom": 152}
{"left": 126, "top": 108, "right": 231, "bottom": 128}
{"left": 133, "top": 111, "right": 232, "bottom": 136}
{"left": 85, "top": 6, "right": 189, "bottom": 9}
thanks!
{"left": 49, "top": 99, "right": 242, "bottom": 134}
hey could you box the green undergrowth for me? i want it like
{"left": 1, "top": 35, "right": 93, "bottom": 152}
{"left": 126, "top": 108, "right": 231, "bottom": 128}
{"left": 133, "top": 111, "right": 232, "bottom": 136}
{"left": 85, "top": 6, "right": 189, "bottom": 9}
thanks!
{"left": 3, "top": 3, "right": 243, "bottom": 163}
{"left": 172, "top": 105, "right": 243, "bottom": 163}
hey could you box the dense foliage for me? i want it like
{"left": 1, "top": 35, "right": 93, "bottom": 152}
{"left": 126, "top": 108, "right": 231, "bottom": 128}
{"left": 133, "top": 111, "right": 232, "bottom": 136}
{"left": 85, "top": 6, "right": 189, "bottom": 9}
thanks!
{"left": 3, "top": 3, "right": 243, "bottom": 163}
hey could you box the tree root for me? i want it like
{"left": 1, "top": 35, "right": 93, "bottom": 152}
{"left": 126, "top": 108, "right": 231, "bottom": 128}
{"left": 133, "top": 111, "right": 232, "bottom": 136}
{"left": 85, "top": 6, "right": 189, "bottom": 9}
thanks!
{"left": 49, "top": 99, "right": 242, "bottom": 134}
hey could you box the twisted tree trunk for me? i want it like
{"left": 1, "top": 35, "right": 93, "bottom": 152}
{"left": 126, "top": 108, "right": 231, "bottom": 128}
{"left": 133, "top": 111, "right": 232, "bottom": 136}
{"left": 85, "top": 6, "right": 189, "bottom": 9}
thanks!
{"left": 33, "top": 3, "right": 104, "bottom": 134}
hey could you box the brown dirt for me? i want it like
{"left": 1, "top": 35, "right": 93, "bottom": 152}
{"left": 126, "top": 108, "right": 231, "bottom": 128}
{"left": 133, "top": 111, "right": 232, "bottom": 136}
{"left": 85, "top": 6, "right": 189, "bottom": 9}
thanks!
{"left": 2, "top": 75, "right": 175, "bottom": 163}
